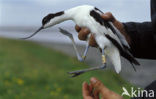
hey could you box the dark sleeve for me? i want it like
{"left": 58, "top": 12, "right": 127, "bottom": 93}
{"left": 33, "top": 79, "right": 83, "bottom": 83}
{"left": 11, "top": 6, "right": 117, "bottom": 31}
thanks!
{"left": 123, "top": 22, "right": 156, "bottom": 59}
{"left": 151, "top": 0, "right": 156, "bottom": 32}
{"left": 122, "top": 0, "right": 156, "bottom": 59}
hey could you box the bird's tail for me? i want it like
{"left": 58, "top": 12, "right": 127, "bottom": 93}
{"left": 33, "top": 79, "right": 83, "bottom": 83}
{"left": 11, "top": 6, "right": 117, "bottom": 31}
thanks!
{"left": 130, "top": 57, "right": 140, "bottom": 65}
{"left": 123, "top": 51, "right": 140, "bottom": 71}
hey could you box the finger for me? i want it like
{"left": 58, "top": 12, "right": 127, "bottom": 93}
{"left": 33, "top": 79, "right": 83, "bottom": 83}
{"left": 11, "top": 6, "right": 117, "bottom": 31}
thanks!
{"left": 90, "top": 77, "right": 123, "bottom": 99}
{"left": 90, "top": 77, "right": 111, "bottom": 97}
{"left": 101, "top": 12, "right": 116, "bottom": 22}
{"left": 75, "top": 25, "right": 81, "bottom": 32}
{"left": 89, "top": 34, "right": 98, "bottom": 47}
{"left": 89, "top": 83, "right": 93, "bottom": 94}
{"left": 93, "top": 90, "right": 99, "bottom": 99}
{"left": 78, "top": 28, "right": 90, "bottom": 41}
{"left": 82, "top": 82, "right": 91, "bottom": 97}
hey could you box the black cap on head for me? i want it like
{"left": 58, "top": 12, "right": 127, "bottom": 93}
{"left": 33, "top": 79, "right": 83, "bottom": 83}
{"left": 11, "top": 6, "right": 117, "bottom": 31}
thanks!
{"left": 42, "top": 14, "right": 54, "bottom": 25}
{"left": 21, "top": 11, "right": 64, "bottom": 40}
{"left": 42, "top": 11, "right": 64, "bottom": 25}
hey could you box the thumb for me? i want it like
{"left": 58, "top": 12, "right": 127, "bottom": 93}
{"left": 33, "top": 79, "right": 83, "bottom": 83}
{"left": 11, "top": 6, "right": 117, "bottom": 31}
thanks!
{"left": 90, "top": 77, "right": 110, "bottom": 95}
{"left": 90, "top": 77, "right": 123, "bottom": 99}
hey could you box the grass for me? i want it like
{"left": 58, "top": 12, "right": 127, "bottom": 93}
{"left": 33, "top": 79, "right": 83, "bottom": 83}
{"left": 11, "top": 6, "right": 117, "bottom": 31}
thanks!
{"left": 0, "top": 37, "right": 133, "bottom": 99}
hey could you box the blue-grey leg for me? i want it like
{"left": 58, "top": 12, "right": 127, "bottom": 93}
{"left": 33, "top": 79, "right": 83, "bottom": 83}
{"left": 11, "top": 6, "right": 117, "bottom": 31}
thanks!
{"left": 59, "top": 28, "right": 83, "bottom": 62}
{"left": 100, "top": 49, "right": 107, "bottom": 71}
{"left": 82, "top": 43, "right": 90, "bottom": 60}
{"left": 68, "top": 48, "right": 107, "bottom": 77}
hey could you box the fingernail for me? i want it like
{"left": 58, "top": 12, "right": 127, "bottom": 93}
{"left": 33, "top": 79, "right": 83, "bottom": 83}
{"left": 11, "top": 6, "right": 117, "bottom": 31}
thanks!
{"left": 90, "top": 77, "right": 97, "bottom": 84}
{"left": 102, "top": 14, "right": 108, "bottom": 17}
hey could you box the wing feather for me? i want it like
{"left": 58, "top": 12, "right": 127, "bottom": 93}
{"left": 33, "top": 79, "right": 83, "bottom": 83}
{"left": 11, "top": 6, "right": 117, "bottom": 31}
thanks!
{"left": 107, "top": 46, "right": 121, "bottom": 73}
{"left": 94, "top": 7, "right": 130, "bottom": 49}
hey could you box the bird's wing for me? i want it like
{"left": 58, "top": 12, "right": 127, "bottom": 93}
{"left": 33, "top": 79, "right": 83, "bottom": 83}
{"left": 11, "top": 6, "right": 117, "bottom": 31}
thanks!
{"left": 94, "top": 8, "right": 130, "bottom": 49}
{"left": 90, "top": 9, "right": 124, "bottom": 48}
{"left": 105, "top": 34, "right": 140, "bottom": 70}
{"left": 91, "top": 8, "right": 140, "bottom": 70}
{"left": 106, "top": 46, "right": 121, "bottom": 73}
{"left": 107, "top": 22, "right": 130, "bottom": 49}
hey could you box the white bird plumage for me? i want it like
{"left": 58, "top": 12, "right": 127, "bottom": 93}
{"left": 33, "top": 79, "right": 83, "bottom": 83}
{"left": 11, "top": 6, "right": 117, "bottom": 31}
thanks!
{"left": 66, "top": 5, "right": 122, "bottom": 73}
{"left": 22, "top": 5, "right": 140, "bottom": 77}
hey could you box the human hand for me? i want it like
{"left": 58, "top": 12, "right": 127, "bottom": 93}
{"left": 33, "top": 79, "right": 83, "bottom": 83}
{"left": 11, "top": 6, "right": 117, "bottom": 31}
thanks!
{"left": 82, "top": 77, "right": 123, "bottom": 99}
{"left": 75, "top": 12, "right": 131, "bottom": 47}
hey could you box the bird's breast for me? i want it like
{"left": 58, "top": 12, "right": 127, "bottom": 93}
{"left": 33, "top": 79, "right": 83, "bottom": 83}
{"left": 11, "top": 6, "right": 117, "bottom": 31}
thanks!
{"left": 95, "top": 35, "right": 111, "bottom": 49}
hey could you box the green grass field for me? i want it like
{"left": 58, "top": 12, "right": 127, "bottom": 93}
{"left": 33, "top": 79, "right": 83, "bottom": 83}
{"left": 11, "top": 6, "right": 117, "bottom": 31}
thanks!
{"left": 0, "top": 37, "right": 133, "bottom": 99}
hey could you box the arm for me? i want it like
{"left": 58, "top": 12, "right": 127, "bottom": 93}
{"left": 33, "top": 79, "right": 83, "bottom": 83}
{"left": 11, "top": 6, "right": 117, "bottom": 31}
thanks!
{"left": 76, "top": 13, "right": 156, "bottom": 59}
{"left": 151, "top": 0, "right": 156, "bottom": 32}
{"left": 123, "top": 22, "right": 156, "bottom": 59}
{"left": 124, "top": 0, "right": 156, "bottom": 59}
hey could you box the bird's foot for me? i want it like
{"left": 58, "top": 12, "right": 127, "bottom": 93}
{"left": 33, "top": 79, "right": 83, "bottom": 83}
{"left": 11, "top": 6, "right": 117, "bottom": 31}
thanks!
{"left": 77, "top": 56, "right": 86, "bottom": 62}
{"left": 68, "top": 64, "right": 106, "bottom": 77}
{"left": 77, "top": 55, "right": 84, "bottom": 62}
{"left": 68, "top": 70, "right": 85, "bottom": 77}
{"left": 82, "top": 55, "right": 86, "bottom": 60}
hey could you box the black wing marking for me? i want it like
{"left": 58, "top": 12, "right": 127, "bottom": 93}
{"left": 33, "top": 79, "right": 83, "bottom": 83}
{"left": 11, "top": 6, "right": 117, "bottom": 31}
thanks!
{"left": 108, "top": 22, "right": 130, "bottom": 49}
{"left": 93, "top": 7, "right": 130, "bottom": 49}
{"left": 90, "top": 9, "right": 140, "bottom": 70}
{"left": 105, "top": 34, "right": 140, "bottom": 71}
{"left": 94, "top": 7, "right": 103, "bottom": 14}
{"left": 90, "top": 10, "right": 110, "bottom": 28}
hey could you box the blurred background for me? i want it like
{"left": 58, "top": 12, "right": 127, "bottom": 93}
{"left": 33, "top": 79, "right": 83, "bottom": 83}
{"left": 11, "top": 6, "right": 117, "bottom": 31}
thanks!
{"left": 0, "top": 0, "right": 155, "bottom": 99}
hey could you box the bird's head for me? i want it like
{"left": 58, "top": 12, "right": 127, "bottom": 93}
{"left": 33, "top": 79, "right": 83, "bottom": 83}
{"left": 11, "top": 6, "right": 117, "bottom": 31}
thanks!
{"left": 42, "top": 13, "right": 57, "bottom": 28}
{"left": 42, "top": 11, "right": 64, "bottom": 29}
{"left": 22, "top": 11, "right": 64, "bottom": 39}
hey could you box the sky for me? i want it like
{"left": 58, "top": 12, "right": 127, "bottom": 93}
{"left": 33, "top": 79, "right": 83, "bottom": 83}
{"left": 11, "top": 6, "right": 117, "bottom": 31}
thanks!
{"left": 0, "top": 0, "right": 151, "bottom": 27}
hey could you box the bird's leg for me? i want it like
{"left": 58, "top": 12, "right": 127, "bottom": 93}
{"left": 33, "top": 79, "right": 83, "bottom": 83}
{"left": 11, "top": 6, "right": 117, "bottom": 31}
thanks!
{"left": 68, "top": 49, "right": 107, "bottom": 77}
{"left": 59, "top": 28, "right": 90, "bottom": 62}
{"left": 82, "top": 43, "right": 90, "bottom": 60}
{"left": 70, "top": 38, "right": 84, "bottom": 62}
{"left": 101, "top": 48, "right": 106, "bottom": 64}
{"left": 68, "top": 64, "right": 106, "bottom": 77}
{"left": 59, "top": 28, "right": 83, "bottom": 62}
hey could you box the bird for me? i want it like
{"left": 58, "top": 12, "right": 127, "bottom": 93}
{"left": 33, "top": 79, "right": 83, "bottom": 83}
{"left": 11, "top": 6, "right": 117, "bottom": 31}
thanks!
{"left": 22, "top": 5, "right": 140, "bottom": 77}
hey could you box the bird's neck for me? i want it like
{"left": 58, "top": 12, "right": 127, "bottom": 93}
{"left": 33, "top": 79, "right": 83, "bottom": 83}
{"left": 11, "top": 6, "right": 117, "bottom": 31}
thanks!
{"left": 50, "top": 8, "right": 77, "bottom": 26}
{"left": 52, "top": 14, "right": 72, "bottom": 25}
{"left": 64, "top": 8, "right": 78, "bottom": 20}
